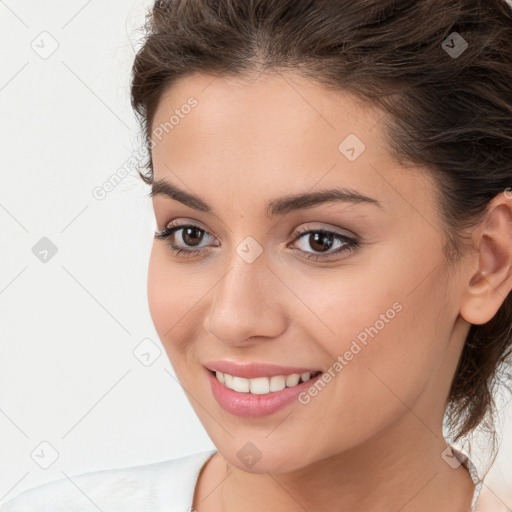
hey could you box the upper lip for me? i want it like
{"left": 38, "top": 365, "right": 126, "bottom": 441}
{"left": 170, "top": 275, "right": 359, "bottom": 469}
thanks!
{"left": 204, "top": 360, "right": 322, "bottom": 379}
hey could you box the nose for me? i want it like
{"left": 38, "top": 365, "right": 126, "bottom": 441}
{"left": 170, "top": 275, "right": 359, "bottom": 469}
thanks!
{"left": 204, "top": 249, "right": 287, "bottom": 347}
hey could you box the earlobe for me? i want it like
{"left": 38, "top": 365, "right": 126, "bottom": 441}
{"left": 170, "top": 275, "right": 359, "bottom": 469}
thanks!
{"left": 459, "top": 197, "right": 512, "bottom": 326}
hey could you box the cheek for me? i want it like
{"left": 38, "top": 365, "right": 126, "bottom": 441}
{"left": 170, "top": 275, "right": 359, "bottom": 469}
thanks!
{"left": 321, "top": 289, "right": 450, "bottom": 451}
{"left": 291, "top": 245, "right": 453, "bottom": 409}
{"left": 147, "top": 245, "right": 204, "bottom": 356}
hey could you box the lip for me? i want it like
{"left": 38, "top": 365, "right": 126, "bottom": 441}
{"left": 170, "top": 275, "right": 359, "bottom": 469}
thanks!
{"left": 204, "top": 365, "right": 323, "bottom": 418}
{"left": 203, "top": 360, "right": 321, "bottom": 379}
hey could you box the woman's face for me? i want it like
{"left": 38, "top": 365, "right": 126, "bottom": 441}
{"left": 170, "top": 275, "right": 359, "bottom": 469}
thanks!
{"left": 147, "top": 72, "right": 470, "bottom": 473}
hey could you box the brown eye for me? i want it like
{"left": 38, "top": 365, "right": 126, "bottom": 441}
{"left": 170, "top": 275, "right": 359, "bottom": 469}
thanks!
{"left": 154, "top": 222, "right": 218, "bottom": 257}
{"left": 291, "top": 227, "right": 360, "bottom": 261}
{"left": 181, "top": 226, "right": 205, "bottom": 247}
{"left": 307, "top": 232, "right": 335, "bottom": 253}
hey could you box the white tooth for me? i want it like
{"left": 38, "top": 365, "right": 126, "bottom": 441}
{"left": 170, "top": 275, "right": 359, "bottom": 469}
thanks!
{"left": 249, "top": 377, "right": 270, "bottom": 394}
{"left": 285, "top": 374, "right": 300, "bottom": 387}
{"left": 270, "top": 375, "right": 286, "bottom": 392}
{"left": 224, "top": 373, "right": 234, "bottom": 389}
{"left": 232, "top": 376, "right": 250, "bottom": 393}
{"left": 220, "top": 372, "right": 311, "bottom": 394}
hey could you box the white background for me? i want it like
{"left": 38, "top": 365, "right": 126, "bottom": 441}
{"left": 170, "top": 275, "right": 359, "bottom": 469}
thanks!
{"left": 0, "top": 0, "right": 511, "bottom": 508}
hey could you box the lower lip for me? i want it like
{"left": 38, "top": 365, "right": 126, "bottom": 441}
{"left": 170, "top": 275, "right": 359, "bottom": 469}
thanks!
{"left": 206, "top": 368, "right": 323, "bottom": 417}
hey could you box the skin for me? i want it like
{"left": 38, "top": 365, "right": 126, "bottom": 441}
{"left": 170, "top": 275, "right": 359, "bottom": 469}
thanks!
{"left": 147, "top": 71, "right": 512, "bottom": 512}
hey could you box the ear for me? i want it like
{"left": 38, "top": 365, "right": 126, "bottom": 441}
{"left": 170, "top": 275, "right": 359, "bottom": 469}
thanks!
{"left": 459, "top": 191, "right": 512, "bottom": 325}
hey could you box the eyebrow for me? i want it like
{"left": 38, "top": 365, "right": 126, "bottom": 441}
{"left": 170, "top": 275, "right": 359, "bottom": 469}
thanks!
{"left": 150, "top": 179, "right": 382, "bottom": 217}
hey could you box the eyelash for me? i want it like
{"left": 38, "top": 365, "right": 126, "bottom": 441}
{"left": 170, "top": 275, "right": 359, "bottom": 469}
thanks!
{"left": 153, "top": 222, "right": 360, "bottom": 261}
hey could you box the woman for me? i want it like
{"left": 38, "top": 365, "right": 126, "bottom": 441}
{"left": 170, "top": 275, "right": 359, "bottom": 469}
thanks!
{"left": 3, "top": 0, "right": 512, "bottom": 510}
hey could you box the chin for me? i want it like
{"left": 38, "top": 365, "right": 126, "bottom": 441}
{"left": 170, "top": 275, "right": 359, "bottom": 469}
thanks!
{"left": 210, "top": 436, "right": 321, "bottom": 475}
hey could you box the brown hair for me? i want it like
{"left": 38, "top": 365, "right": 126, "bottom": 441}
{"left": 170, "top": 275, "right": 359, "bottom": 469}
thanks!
{"left": 130, "top": 0, "right": 512, "bottom": 463}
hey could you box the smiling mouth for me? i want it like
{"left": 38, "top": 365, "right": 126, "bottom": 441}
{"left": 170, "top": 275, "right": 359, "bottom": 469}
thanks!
{"left": 209, "top": 370, "right": 323, "bottom": 395}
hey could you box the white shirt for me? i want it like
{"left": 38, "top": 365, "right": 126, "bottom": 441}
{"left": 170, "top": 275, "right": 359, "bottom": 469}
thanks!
{"left": 1, "top": 445, "right": 482, "bottom": 511}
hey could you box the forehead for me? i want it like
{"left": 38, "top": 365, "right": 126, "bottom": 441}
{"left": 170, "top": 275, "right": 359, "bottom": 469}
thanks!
{"left": 151, "top": 71, "right": 383, "bottom": 148}
{"left": 150, "top": 71, "right": 438, "bottom": 221}
{"left": 151, "top": 72, "right": 387, "bottom": 176}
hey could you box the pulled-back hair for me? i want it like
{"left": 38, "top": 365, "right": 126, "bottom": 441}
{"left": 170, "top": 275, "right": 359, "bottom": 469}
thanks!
{"left": 130, "top": 0, "right": 512, "bottom": 463}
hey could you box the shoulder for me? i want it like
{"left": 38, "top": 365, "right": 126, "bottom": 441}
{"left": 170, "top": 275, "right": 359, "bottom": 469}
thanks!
{"left": 1, "top": 449, "right": 216, "bottom": 512}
